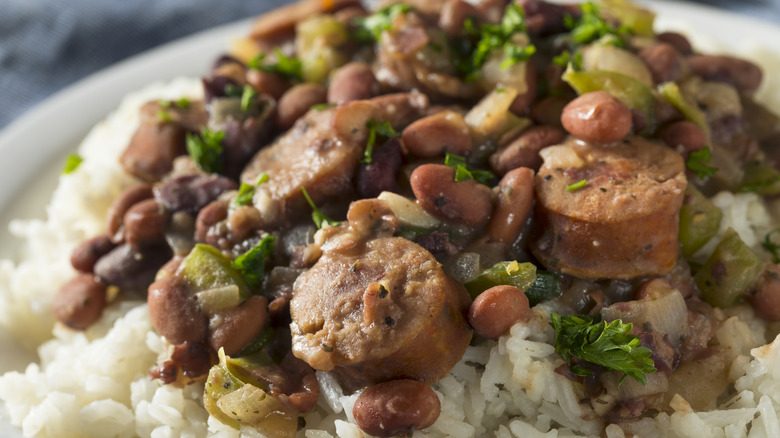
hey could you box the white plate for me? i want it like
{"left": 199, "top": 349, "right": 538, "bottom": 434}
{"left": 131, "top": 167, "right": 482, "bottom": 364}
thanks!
{"left": 0, "top": 2, "right": 779, "bottom": 436}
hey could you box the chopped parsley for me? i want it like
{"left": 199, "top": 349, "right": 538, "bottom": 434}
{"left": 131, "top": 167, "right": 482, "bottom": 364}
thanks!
{"left": 564, "top": 2, "right": 629, "bottom": 48}
{"left": 233, "top": 173, "right": 269, "bottom": 208}
{"left": 550, "top": 312, "right": 656, "bottom": 385}
{"left": 240, "top": 85, "right": 258, "bottom": 112}
{"left": 762, "top": 228, "right": 780, "bottom": 263}
{"left": 301, "top": 187, "right": 341, "bottom": 229}
{"left": 686, "top": 147, "right": 718, "bottom": 180}
{"left": 248, "top": 49, "right": 303, "bottom": 81}
{"left": 186, "top": 128, "right": 224, "bottom": 173}
{"left": 62, "top": 153, "right": 83, "bottom": 174}
{"left": 311, "top": 102, "right": 337, "bottom": 111}
{"left": 363, "top": 119, "right": 399, "bottom": 164}
{"left": 553, "top": 50, "right": 583, "bottom": 71}
{"left": 231, "top": 235, "right": 275, "bottom": 289}
{"left": 466, "top": 4, "right": 536, "bottom": 77}
{"left": 444, "top": 153, "right": 495, "bottom": 185}
{"left": 566, "top": 179, "right": 588, "bottom": 192}
{"left": 351, "top": 3, "right": 413, "bottom": 43}
{"left": 158, "top": 97, "right": 191, "bottom": 109}
{"left": 157, "top": 109, "right": 173, "bottom": 123}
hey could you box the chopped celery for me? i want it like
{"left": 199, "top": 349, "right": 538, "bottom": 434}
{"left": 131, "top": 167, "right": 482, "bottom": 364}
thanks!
{"left": 694, "top": 228, "right": 763, "bottom": 308}
{"left": 296, "top": 15, "right": 349, "bottom": 83}
{"left": 679, "top": 184, "right": 722, "bottom": 258}
{"left": 562, "top": 68, "right": 656, "bottom": 134}
{"left": 465, "top": 261, "right": 537, "bottom": 299}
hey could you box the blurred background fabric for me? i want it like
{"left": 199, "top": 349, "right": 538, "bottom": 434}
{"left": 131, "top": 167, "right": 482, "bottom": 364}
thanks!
{"left": 1, "top": 0, "right": 780, "bottom": 131}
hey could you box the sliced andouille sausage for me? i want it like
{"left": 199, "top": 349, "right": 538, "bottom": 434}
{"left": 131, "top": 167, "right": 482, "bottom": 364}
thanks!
{"left": 290, "top": 235, "right": 472, "bottom": 386}
{"left": 240, "top": 93, "right": 427, "bottom": 227}
{"left": 531, "top": 136, "right": 686, "bottom": 279}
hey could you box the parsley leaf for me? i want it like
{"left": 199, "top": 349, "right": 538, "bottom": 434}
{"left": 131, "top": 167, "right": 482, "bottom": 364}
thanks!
{"left": 566, "top": 179, "right": 588, "bottom": 192}
{"left": 231, "top": 235, "right": 275, "bottom": 289}
{"left": 186, "top": 128, "right": 224, "bottom": 173}
{"left": 565, "top": 2, "right": 629, "bottom": 48}
{"left": 763, "top": 229, "right": 780, "bottom": 263}
{"left": 233, "top": 173, "right": 269, "bottom": 208}
{"left": 351, "top": 4, "right": 413, "bottom": 43}
{"left": 363, "top": 119, "right": 399, "bottom": 164}
{"left": 686, "top": 147, "right": 718, "bottom": 180}
{"left": 62, "top": 153, "right": 83, "bottom": 174}
{"left": 248, "top": 49, "right": 303, "bottom": 81}
{"left": 469, "top": 4, "right": 535, "bottom": 75}
{"left": 550, "top": 312, "right": 656, "bottom": 385}
{"left": 553, "top": 50, "right": 583, "bottom": 71}
{"left": 444, "top": 153, "right": 495, "bottom": 185}
{"left": 240, "top": 85, "right": 258, "bottom": 112}
{"left": 301, "top": 187, "right": 341, "bottom": 229}
{"left": 311, "top": 102, "right": 337, "bottom": 111}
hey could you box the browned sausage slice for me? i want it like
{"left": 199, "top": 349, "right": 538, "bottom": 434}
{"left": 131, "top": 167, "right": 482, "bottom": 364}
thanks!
{"left": 531, "top": 136, "right": 686, "bottom": 279}
{"left": 290, "top": 236, "right": 471, "bottom": 386}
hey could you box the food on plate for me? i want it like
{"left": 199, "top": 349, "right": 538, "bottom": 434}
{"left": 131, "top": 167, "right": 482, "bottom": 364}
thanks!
{"left": 5, "top": 0, "right": 780, "bottom": 437}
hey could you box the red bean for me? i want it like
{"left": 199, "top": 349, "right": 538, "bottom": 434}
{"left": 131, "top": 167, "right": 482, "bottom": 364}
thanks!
{"left": 410, "top": 164, "right": 493, "bottom": 227}
{"left": 70, "top": 234, "right": 117, "bottom": 274}
{"left": 490, "top": 125, "right": 566, "bottom": 174}
{"left": 246, "top": 69, "right": 289, "bottom": 100}
{"left": 276, "top": 83, "right": 328, "bottom": 130}
{"left": 561, "top": 91, "right": 632, "bottom": 143}
{"left": 53, "top": 274, "right": 107, "bottom": 330}
{"left": 753, "top": 265, "right": 780, "bottom": 321}
{"left": 401, "top": 110, "right": 472, "bottom": 158}
{"left": 353, "top": 380, "right": 441, "bottom": 438}
{"left": 468, "top": 285, "right": 531, "bottom": 339}
{"left": 147, "top": 276, "right": 207, "bottom": 345}
{"left": 106, "top": 183, "right": 154, "bottom": 240}
{"left": 195, "top": 200, "right": 228, "bottom": 245}
{"left": 208, "top": 295, "right": 269, "bottom": 355}
{"left": 327, "top": 62, "right": 379, "bottom": 104}
{"left": 687, "top": 54, "right": 763, "bottom": 95}
{"left": 657, "top": 31, "right": 693, "bottom": 55}
{"left": 486, "top": 167, "right": 535, "bottom": 244}
{"left": 659, "top": 121, "right": 708, "bottom": 154}
{"left": 124, "top": 199, "right": 171, "bottom": 248}
{"left": 227, "top": 206, "right": 264, "bottom": 241}
{"left": 638, "top": 43, "right": 689, "bottom": 84}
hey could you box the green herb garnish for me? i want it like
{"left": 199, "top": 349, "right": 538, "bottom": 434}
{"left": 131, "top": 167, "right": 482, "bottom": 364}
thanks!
{"left": 686, "top": 147, "right": 718, "bottom": 180}
{"left": 186, "top": 128, "right": 224, "bottom": 173}
{"left": 62, "top": 153, "right": 83, "bottom": 175}
{"left": 240, "top": 85, "right": 258, "bottom": 113}
{"left": 444, "top": 153, "right": 495, "bottom": 185}
{"left": 351, "top": 3, "right": 413, "bottom": 42}
{"left": 301, "top": 187, "right": 341, "bottom": 229}
{"left": 469, "top": 4, "right": 536, "bottom": 75}
{"left": 564, "top": 2, "right": 629, "bottom": 47}
{"left": 248, "top": 48, "right": 303, "bottom": 81}
{"left": 234, "top": 173, "right": 269, "bottom": 208}
{"left": 175, "top": 97, "right": 191, "bottom": 109}
{"left": 156, "top": 109, "right": 173, "bottom": 123}
{"left": 553, "top": 50, "right": 583, "bottom": 71}
{"left": 566, "top": 179, "right": 588, "bottom": 192}
{"left": 311, "top": 102, "right": 337, "bottom": 111}
{"left": 550, "top": 312, "right": 656, "bottom": 385}
{"left": 231, "top": 235, "right": 275, "bottom": 289}
{"left": 763, "top": 228, "right": 780, "bottom": 263}
{"left": 363, "top": 119, "right": 399, "bottom": 164}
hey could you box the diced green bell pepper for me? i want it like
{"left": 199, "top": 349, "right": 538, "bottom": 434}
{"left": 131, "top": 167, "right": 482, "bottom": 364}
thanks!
{"left": 179, "top": 244, "right": 250, "bottom": 299}
{"left": 694, "top": 228, "right": 763, "bottom": 308}
{"left": 658, "top": 81, "right": 710, "bottom": 139}
{"left": 738, "top": 160, "right": 780, "bottom": 196}
{"left": 599, "top": 0, "right": 656, "bottom": 37}
{"left": 679, "top": 184, "right": 722, "bottom": 258}
{"left": 465, "top": 260, "right": 536, "bottom": 299}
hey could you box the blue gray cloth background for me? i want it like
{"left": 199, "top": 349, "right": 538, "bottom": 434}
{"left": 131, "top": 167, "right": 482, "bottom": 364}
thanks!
{"left": 1, "top": 0, "right": 780, "bottom": 131}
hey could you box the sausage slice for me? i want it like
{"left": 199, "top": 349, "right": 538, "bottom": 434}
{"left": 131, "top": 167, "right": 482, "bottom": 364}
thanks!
{"left": 531, "top": 136, "right": 686, "bottom": 279}
{"left": 290, "top": 236, "right": 471, "bottom": 386}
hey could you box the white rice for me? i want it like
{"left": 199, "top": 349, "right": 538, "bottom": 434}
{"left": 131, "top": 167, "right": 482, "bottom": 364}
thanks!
{"left": 4, "top": 24, "right": 780, "bottom": 438}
